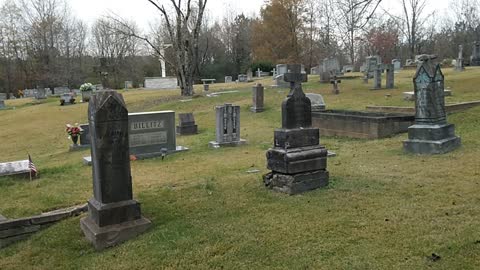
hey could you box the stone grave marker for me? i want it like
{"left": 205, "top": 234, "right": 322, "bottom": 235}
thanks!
{"left": 124, "top": 81, "right": 133, "bottom": 89}
{"left": 80, "top": 90, "right": 151, "bottom": 250}
{"left": 209, "top": 103, "right": 246, "bottom": 148}
{"left": 54, "top": 87, "right": 70, "bottom": 96}
{"left": 176, "top": 113, "right": 198, "bottom": 135}
{"left": 470, "top": 41, "right": 480, "bottom": 66}
{"left": 251, "top": 83, "right": 264, "bottom": 112}
{"left": 330, "top": 76, "right": 341, "bottom": 95}
{"left": 0, "top": 93, "right": 6, "bottom": 109}
{"left": 60, "top": 93, "right": 76, "bottom": 105}
{"left": 365, "top": 56, "right": 381, "bottom": 78}
{"left": 238, "top": 74, "right": 248, "bottom": 83}
{"left": 128, "top": 111, "right": 188, "bottom": 159}
{"left": 455, "top": 45, "right": 465, "bottom": 71}
{"left": 0, "top": 160, "right": 33, "bottom": 179}
{"left": 385, "top": 64, "right": 395, "bottom": 89}
{"left": 225, "top": 76, "right": 233, "bottom": 83}
{"left": 34, "top": 88, "right": 47, "bottom": 99}
{"left": 306, "top": 93, "right": 326, "bottom": 112}
{"left": 372, "top": 64, "right": 383, "bottom": 90}
{"left": 403, "top": 55, "right": 461, "bottom": 154}
{"left": 263, "top": 64, "right": 329, "bottom": 195}
{"left": 79, "top": 124, "right": 91, "bottom": 146}
{"left": 392, "top": 59, "right": 401, "bottom": 73}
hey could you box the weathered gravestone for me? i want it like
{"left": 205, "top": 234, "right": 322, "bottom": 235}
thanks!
{"left": 320, "top": 58, "right": 341, "bottom": 83}
{"left": 385, "top": 64, "right": 395, "bottom": 89}
{"left": 330, "top": 76, "right": 341, "bottom": 95}
{"left": 0, "top": 93, "right": 6, "bottom": 109}
{"left": 209, "top": 103, "right": 246, "bottom": 148}
{"left": 176, "top": 113, "right": 198, "bottom": 135}
{"left": 79, "top": 124, "right": 91, "bottom": 146}
{"left": 263, "top": 64, "right": 329, "bottom": 195}
{"left": 238, "top": 74, "right": 248, "bottom": 83}
{"left": 0, "top": 160, "right": 33, "bottom": 179}
{"left": 251, "top": 83, "right": 264, "bottom": 112}
{"left": 80, "top": 90, "right": 151, "bottom": 251}
{"left": 365, "top": 56, "right": 381, "bottom": 78}
{"left": 372, "top": 64, "right": 383, "bottom": 90}
{"left": 60, "top": 93, "right": 75, "bottom": 105}
{"left": 124, "top": 81, "right": 133, "bottom": 89}
{"left": 306, "top": 93, "right": 326, "bottom": 112}
{"left": 403, "top": 55, "right": 461, "bottom": 154}
{"left": 455, "top": 45, "right": 465, "bottom": 71}
{"left": 392, "top": 59, "right": 401, "bottom": 73}
{"left": 225, "top": 76, "right": 233, "bottom": 83}
{"left": 470, "top": 41, "right": 480, "bottom": 66}
{"left": 34, "top": 88, "right": 47, "bottom": 99}
{"left": 129, "top": 111, "right": 188, "bottom": 159}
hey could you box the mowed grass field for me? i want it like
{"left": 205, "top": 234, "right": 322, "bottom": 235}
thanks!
{"left": 0, "top": 68, "right": 480, "bottom": 269}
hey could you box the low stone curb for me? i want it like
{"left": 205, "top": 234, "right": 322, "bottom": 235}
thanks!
{"left": 0, "top": 204, "right": 88, "bottom": 248}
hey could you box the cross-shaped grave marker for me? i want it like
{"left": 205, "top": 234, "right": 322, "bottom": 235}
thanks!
{"left": 281, "top": 64, "right": 310, "bottom": 129}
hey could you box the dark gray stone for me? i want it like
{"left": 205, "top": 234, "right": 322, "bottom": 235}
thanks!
{"left": 403, "top": 57, "right": 461, "bottom": 154}
{"left": 385, "top": 64, "right": 395, "bottom": 89}
{"left": 80, "top": 90, "right": 151, "bottom": 250}
{"left": 265, "top": 64, "right": 329, "bottom": 195}
{"left": 372, "top": 64, "right": 382, "bottom": 90}
{"left": 251, "top": 83, "right": 264, "bottom": 112}
{"left": 209, "top": 103, "right": 246, "bottom": 148}
{"left": 455, "top": 45, "right": 465, "bottom": 71}
{"left": 470, "top": 41, "right": 480, "bottom": 66}
{"left": 263, "top": 170, "right": 329, "bottom": 195}
{"left": 330, "top": 76, "right": 341, "bottom": 94}
{"left": 129, "top": 111, "right": 183, "bottom": 158}
{"left": 79, "top": 123, "right": 91, "bottom": 146}
{"left": 312, "top": 110, "right": 414, "bottom": 139}
{"left": 176, "top": 113, "right": 198, "bottom": 135}
{"left": 306, "top": 93, "right": 326, "bottom": 112}
{"left": 0, "top": 233, "right": 32, "bottom": 249}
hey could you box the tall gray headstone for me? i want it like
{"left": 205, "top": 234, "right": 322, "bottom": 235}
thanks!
{"left": 455, "top": 45, "right": 465, "bottom": 71}
{"left": 392, "top": 59, "right": 401, "bottom": 72}
{"left": 209, "top": 103, "right": 246, "bottom": 148}
{"left": 80, "top": 90, "right": 151, "bottom": 251}
{"left": 79, "top": 123, "right": 91, "bottom": 146}
{"left": 403, "top": 56, "right": 461, "bottom": 154}
{"left": 470, "top": 41, "right": 480, "bottom": 66}
{"left": 264, "top": 64, "right": 329, "bottom": 195}
{"left": 251, "top": 83, "right": 264, "bottom": 113}
{"left": 0, "top": 93, "right": 6, "bottom": 109}
{"left": 365, "top": 56, "right": 381, "bottom": 78}
{"left": 372, "top": 64, "right": 382, "bottom": 90}
{"left": 385, "top": 64, "right": 395, "bottom": 89}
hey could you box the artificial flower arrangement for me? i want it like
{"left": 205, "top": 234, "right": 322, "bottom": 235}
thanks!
{"left": 79, "top": 83, "right": 94, "bottom": 92}
{"left": 66, "top": 123, "right": 84, "bottom": 144}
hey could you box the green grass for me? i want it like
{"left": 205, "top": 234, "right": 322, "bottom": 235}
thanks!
{"left": 1, "top": 68, "right": 480, "bottom": 269}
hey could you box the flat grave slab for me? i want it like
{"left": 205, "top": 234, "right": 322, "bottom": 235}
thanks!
{"left": 0, "top": 160, "right": 31, "bottom": 179}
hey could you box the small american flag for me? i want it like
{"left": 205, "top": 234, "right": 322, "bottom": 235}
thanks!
{"left": 28, "top": 154, "right": 38, "bottom": 177}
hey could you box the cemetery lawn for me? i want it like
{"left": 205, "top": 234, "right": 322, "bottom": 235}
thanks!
{"left": 1, "top": 68, "right": 480, "bottom": 269}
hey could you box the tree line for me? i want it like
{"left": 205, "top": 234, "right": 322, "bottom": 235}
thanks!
{"left": 1, "top": 0, "right": 479, "bottom": 97}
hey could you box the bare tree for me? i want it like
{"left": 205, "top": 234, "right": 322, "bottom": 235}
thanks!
{"left": 334, "top": 0, "right": 382, "bottom": 66}
{"left": 400, "top": 0, "right": 428, "bottom": 59}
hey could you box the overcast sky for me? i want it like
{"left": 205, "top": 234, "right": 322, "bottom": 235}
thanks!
{"left": 1, "top": 0, "right": 453, "bottom": 31}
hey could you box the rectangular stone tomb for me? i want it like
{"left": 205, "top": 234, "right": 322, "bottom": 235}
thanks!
{"left": 312, "top": 110, "right": 415, "bottom": 139}
{"left": 0, "top": 160, "right": 32, "bottom": 179}
{"left": 128, "top": 111, "right": 188, "bottom": 159}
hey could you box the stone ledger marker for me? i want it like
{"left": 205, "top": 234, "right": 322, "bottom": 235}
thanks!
{"left": 403, "top": 56, "right": 461, "bottom": 154}
{"left": 251, "top": 83, "right": 264, "bottom": 112}
{"left": 263, "top": 64, "right": 329, "bottom": 195}
{"left": 80, "top": 90, "right": 151, "bottom": 250}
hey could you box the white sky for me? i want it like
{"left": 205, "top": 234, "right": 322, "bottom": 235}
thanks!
{"left": 0, "top": 0, "right": 453, "bottom": 31}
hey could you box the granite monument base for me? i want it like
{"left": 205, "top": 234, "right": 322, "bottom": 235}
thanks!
{"left": 250, "top": 107, "right": 264, "bottom": 113}
{"left": 80, "top": 216, "right": 151, "bottom": 251}
{"left": 263, "top": 170, "right": 329, "bottom": 195}
{"left": 403, "top": 124, "right": 461, "bottom": 154}
{"left": 176, "top": 125, "right": 198, "bottom": 135}
{"left": 209, "top": 139, "right": 247, "bottom": 148}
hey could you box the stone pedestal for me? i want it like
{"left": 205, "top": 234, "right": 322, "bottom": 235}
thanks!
{"left": 251, "top": 84, "right": 264, "bottom": 112}
{"left": 80, "top": 90, "right": 150, "bottom": 250}
{"left": 264, "top": 64, "right": 329, "bottom": 195}
{"left": 403, "top": 124, "right": 461, "bottom": 154}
